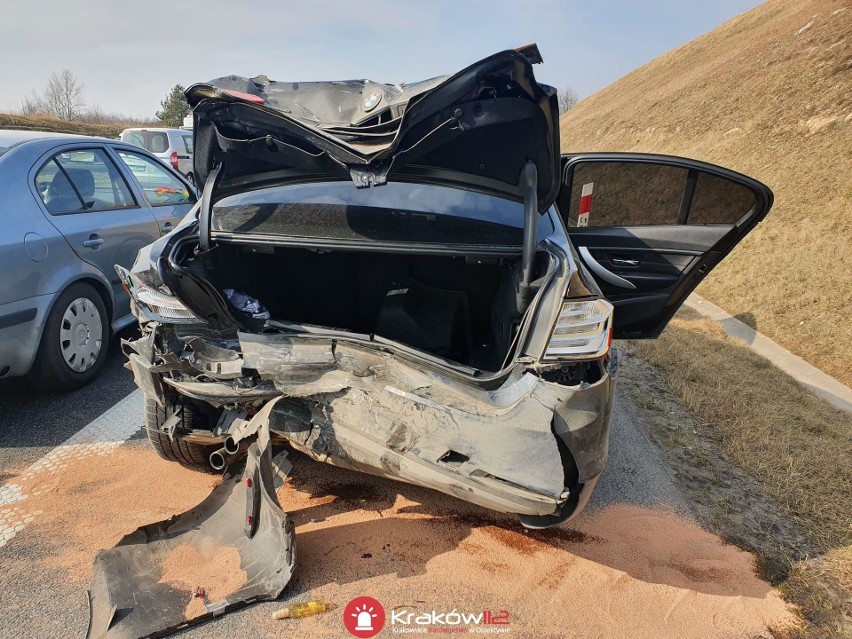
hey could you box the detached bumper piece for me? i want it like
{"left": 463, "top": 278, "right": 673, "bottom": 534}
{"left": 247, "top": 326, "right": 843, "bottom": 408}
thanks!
{"left": 86, "top": 425, "right": 294, "bottom": 639}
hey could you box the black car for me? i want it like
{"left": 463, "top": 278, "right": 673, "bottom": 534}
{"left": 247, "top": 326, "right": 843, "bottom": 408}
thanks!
{"left": 118, "top": 45, "right": 772, "bottom": 529}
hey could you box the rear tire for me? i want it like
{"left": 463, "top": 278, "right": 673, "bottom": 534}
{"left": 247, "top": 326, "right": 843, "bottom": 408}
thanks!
{"left": 29, "top": 282, "right": 109, "bottom": 391}
{"left": 144, "top": 394, "right": 219, "bottom": 473}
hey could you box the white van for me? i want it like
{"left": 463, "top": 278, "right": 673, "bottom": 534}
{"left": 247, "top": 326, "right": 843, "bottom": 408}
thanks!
{"left": 120, "top": 128, "right": 195, "bottom": 184}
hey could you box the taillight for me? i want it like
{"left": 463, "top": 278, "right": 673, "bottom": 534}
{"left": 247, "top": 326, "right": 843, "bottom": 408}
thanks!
{"left": 135, "top": 287, "right": 201, "bottom": 323}
{"left": 544, "top": 299, "right": 613, "bottom": 359}
{"left": 115, "top": 266, "right": 202, "bottom": 324}
{"left": 170, "top": 151, "right": 179, "bottom": 169}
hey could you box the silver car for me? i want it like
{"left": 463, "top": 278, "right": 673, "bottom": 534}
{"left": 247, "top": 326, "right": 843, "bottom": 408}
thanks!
{"left": 0, "top": 130, "right": 197, "bottom": 390}
{"left": 119, "top": 128, "right": 195, "bottom": 184}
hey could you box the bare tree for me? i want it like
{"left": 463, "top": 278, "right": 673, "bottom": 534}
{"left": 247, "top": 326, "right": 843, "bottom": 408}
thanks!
{"left": 41, "top": 70, "right": 85, "bottom": 120}
{"left": 558, "top": 86, "right": 579, "bottom": 115}
{"left": 86, "top": 103, "right": 107, "bottom": 124}
{"left": 21, "top": 91, "right": 44, "bottom": 116}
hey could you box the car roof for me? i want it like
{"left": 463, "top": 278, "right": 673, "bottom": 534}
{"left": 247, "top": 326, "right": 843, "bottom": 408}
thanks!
{"left": 121, "top": 127, "right": 188, "bottom": 134}
{"left": 0, "top": 129, "right": 105, "bottom": 147}
{"left": 0, "top": 128, "right": 182, "bottom": 164}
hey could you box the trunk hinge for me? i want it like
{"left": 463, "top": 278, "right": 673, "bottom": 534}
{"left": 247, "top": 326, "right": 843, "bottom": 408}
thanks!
{"left": 520, "top": 161, "right": 539, "bottom": 284}
{"left": 198, "top": 163, "right": 223, "bottom": 253}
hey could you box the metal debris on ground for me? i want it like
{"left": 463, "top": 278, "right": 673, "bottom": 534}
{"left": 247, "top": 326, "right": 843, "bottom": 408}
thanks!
{"left": 86, "top": 421, "right": 294, "bottom": 639}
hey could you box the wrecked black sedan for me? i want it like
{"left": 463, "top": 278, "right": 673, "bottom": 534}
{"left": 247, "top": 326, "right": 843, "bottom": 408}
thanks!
{"left": 118, "top": 46, "right": 772, "bottom": 530}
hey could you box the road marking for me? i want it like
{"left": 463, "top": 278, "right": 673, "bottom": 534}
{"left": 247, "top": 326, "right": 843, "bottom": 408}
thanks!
{"left": 0, "top": 389, "right": 142, "bottom": 548}
{"left": 685, "top": 294, "right": 852, "bottom": 413}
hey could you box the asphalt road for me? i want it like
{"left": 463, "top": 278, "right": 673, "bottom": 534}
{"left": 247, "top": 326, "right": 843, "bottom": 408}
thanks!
{"left": 0, "top": 343, "right": 791, "bottom": 639}
{"left": 0, "top": 328, "right": 138, "bottom": 475}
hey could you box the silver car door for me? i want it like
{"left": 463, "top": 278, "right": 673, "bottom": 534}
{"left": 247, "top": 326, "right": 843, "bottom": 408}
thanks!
{"left": 113, "top": 148, "right": 197, "bottom": 234}
{"left": 32, "top": 146, "right": 163, "bottom": 321}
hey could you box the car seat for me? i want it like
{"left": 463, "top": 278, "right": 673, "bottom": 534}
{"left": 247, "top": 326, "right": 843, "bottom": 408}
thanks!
{"left": 45, "top": 170, "right": 83, "bottom": 213}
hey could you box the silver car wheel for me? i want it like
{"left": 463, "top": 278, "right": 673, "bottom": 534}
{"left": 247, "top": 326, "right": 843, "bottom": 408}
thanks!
{"left": 59, "top": 297, "right": 103, "bottom": 373}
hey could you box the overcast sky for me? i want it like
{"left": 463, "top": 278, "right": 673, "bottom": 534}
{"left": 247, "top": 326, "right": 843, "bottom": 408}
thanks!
{"left": 0, "top": 0, "right": 763, "bottom": 118}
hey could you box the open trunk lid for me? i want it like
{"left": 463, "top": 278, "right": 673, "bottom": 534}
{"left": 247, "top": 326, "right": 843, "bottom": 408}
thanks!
{"left": 185, "top": 45, "right": 560, "bottom": 211}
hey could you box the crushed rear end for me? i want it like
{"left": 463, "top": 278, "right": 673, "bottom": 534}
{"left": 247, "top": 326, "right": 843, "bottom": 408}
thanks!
{"left": 93, "top": 45, "right": 617, "bottom": 638}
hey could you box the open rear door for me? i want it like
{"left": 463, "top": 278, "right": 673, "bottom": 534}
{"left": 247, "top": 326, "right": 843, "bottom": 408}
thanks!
{"left": 556, "top": 153, "right": 773, "bottom": 339}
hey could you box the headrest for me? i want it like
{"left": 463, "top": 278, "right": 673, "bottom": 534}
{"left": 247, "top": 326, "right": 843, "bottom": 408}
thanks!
{"left": 64, "top": 167, "right": 95, "bottom": 197}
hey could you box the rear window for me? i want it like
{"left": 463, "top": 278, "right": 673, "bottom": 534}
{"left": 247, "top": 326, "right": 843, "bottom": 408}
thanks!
{"left": 122, "top": 130, "right": 170, "bottom": 154}
{"left": 212, "top": 182, "right": 554, "bottom": 246}
{"left": 182, "top": 135, "right": 194, "bottom": 154}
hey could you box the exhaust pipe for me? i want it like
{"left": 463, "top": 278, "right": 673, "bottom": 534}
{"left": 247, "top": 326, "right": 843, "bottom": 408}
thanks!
{"left": 224, "top": 436, "right": 240, "bottom": 455}
{"left": 209, "top": 437, "right": 243, "bottom": 471}
{"left": 209, "top": 448, "right": 229, "bottom": 471}
{"left": 210, "top": 447, "right": 237, "bottom": 471}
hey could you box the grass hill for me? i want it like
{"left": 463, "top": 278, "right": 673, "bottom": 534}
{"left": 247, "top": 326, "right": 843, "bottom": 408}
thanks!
{"left": 560, "top": 0, "right": 852, "bottom": 386}
{"left": 0, "top": 113, "right": 143, "bottom": 139}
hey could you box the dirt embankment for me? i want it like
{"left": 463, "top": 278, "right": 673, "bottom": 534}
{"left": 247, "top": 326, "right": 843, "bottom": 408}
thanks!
{"left": 561, "top": 0, "right": 852, "bottom": 387}
{"left": 0, "top": 113, "right": 139, "bottom": 139}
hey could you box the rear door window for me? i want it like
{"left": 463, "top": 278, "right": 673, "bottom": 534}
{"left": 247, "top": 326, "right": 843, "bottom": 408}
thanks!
{"left": 565, "top": 162, "right": 687, "bottom": 227}
{"left": 562, "top": 160, "right": 756, "bottom": 227}
{"left": 121, "top": 130, "right": 170, "bottom": 154}
{"left": 35, "top": 148, "right": 136, "bottom": 214}
{"left": 116, "top": 150, "right": 194, "bottom": 207}
{"left": 122, "top": 131, "right": 145, "bottom": 148}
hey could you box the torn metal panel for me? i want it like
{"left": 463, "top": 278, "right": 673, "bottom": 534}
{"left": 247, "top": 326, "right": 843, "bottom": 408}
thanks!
{"left": 238, "top": 337, "right": 605, "bottom": 514}
{"left": 183, "top": 336, "right": 243, "bottom": 379}
{"left": 186, "top": 48, "right": 561, "bottom": 211}
{"left": 240, "top": 332, "right": 337, "bottom": 375}
{"left": 87, "top": 428, "right": 293, "bottom": 639}
{"left": 124, "top": 322, "right": 613, "bottom": 519}
{"left": 162, "top": 378, "right": 281, "bottom": 405}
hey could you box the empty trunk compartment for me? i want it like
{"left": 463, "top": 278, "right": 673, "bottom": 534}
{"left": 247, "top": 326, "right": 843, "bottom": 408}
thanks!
{"left": 203, "top": 244, "right": 546, "bottom": 371}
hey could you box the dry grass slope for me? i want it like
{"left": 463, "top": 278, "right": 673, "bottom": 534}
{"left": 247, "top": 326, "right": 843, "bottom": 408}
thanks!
{"left": 631, "top": 311, "right": 852, "bottom": 638}
{"left": 561, "top": 0, "right": 852, "bottom": 386}
{"left": 0, "top": 113, "right": 128, "bottom": 138}
{"left": 562, "top": 2, "right": 852, "bottom": 634}
{"left": 632, "top": 310, "right": 852, "bottom": 551}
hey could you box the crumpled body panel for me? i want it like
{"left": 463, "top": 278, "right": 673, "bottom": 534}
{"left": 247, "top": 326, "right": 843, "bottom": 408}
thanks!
{"left": 129, "top": 329, "right": 614, "bottom": 518}
{"left": 87, "top": 428, "right": 294, "bottom": 639}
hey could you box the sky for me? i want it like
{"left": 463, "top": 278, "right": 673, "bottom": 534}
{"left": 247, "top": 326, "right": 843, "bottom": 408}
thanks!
{"left": 0, "top": 0, "right": 764, "bottom": 118}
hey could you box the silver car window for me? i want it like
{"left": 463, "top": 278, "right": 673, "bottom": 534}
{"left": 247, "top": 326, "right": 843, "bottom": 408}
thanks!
{"left": 116, "top": 150, "right": 194, "bottom": 207}
{"left": 35, "top": 149, "right": 136, "bottom": 214}
{"left": 122, "top": 130, "right": 169, "bottom": 154}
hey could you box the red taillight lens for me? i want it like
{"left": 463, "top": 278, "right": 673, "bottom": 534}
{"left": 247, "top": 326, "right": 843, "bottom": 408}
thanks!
{"left": 170, "top": 151, "right": 179, "bottom": 169}
{"left": 223, "top": 89, "right": 265, "bottom": 104}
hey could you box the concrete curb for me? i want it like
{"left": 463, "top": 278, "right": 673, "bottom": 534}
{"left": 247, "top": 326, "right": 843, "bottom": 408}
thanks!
{"left": 684, "top": 294, "right": 852, "bottom": 413}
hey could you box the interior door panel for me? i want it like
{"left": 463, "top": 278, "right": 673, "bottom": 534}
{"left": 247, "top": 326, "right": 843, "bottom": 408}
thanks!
{"left": 557, "top": 153, "right": 773, "bottom": 339}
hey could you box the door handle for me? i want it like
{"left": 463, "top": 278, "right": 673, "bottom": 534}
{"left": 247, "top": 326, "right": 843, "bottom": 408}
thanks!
{"left": 160, "top": 222, "right": 173, "bottom": 233}
{"left": 612, "top": 258, "right": 640, "bottom": 266}
{"left": 578, "top": 246, "right": 636, "bottom": 290}
{"left": 83, "top": 235, "right": 104, "bottom": 249}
